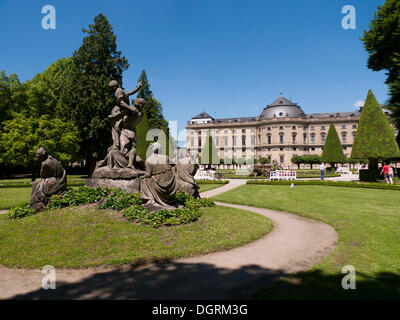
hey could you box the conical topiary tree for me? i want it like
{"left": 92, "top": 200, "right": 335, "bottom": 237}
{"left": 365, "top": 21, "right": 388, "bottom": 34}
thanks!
{"left": 351, "top": 90, "right": 400, "bottom": 171}
{"left": 200, "top": 133, "right": 220, "bottom": 169}
{"left": 322, "top": 124, "right": 346, "bottom": 170}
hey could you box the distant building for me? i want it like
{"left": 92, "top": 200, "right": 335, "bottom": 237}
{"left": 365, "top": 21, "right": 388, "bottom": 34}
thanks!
{"left": 186, "top": 95, "right": 393, "bottom": 168}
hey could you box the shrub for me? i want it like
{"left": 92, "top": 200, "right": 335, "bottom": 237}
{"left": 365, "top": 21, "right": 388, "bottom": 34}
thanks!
{"left": 97, "top": 189, "right": 142, "bottom": 211}
{"left": 124, "top": 192, "right": 215, "bottom": 228}
{"left": 46, "top": 186, "right": 107, "bottom": 210}
{"left": 8, "top": 202, "right": 36, "bottom": 219}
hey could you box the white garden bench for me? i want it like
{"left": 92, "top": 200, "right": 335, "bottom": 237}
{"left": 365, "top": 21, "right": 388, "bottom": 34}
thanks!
{"left": 270, "top": 170, "right": 296, "bottom": 180}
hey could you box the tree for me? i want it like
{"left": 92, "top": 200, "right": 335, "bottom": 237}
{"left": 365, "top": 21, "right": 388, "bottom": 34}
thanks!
{"left": 59, "top": 13, "right": 129, "bottom": 174}
{"left": 321, "top": 124, "right": 346, "bottom": 169}
{"left": 303, "top": 155, "right": 321, "bottom": 169}
{"left": 136, "top": 70, "right": 169, "bottom": 133}
{"left": 0, "top": 71, "right": 26, "bottom": 127}
{"left": 351, "top": 90, "right": 400, "bottom": 170}
{"left": 25, "top": 57, "right": 73, "bottom": 118}
{"left": 291, "top": 155, "right": 304, "bottom": 169}
{"left": 200, "top": 133, "right": 220, "bottom": 168}
{"left": 361, "top": 0, "right": 400, "bottom": 129}
{"left": 0, "top": 115, "right": 80, "bottom": 179}
{"left": 135, "top": 112, "right": 152, "bottom": 161}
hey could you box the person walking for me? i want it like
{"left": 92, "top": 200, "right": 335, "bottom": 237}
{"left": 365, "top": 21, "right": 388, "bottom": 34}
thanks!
{"left": 320, "top": 162, "right": 326, "bottom": 180}
{"left": 388, "top": 165, "right": 394, "bottom": 184}
{"left": 380, "top": 162, "right": 389, "bottom": 183}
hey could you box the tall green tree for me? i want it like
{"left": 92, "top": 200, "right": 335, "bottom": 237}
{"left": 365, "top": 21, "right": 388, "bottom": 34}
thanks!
{"left": 0, "top": 115, "right": 80, "bottom": 178}
{"left": 200, "top": 133, "right": 220, "bottom": 168}
{"left": 0, "top": 71, "right": 26, "bottom": 126}
{"left": 361, "top": 0, "right": 400, "bottom": 128}
{"left": 136, "top": 70, "right": 169, "bottom": 132}
{"left": 136, "top": 112, "right": 152, "bottom": 161}
{"left": 59, "top": 13, "right": 129, "bottom": 174}
{"left": 351, "top": 90, "right": 400, "bottom": 169}
{"left": 321, "top": 124, "right": 346, "bottom": 169}
{"left": 25, "top": 57, "right": 73, "bottom": 118}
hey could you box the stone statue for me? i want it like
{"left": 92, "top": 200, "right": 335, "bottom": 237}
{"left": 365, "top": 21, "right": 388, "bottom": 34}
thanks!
{"left": 176, "top": 150, "right": 200, "bottom": 198}
{"left": 139, "top": 142, "right": 179, "bottom": 210}
{"left": 30, "top": 147, "right": 67, "bottom": 211}
{"left": 87, "top": 80, "right": 146, "bottom": 192}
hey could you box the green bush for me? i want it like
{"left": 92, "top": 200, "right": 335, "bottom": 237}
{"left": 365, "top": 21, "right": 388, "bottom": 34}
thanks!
{"left": 196, "top": 180, "right": 229, "bottom": 185}
{"left": 46, "top": 186, "right": 107, "bottom": 210}
{"left": 124, "top": 192, "right": 215, "bottom": 228}
{"left": 8, "top": 202, "right": 36, "bottom": 219}
{"left": 246, "top": 179, "right": 400, "bottom": 190}
{"left": 97, "top": 189, "right": 142, "bottom": 211}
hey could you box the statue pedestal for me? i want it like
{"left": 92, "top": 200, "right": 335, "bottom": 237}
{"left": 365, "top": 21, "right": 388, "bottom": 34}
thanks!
{"left": 86, "top": 166, "right": 145, "bottom": 193}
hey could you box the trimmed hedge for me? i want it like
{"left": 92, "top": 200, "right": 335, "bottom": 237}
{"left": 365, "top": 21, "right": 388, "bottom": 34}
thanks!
{"left": 196, "top": 180, "right": 229, "bottom": 185}
{"left": 246, "top": 179, "right": 400, "bottom": 191}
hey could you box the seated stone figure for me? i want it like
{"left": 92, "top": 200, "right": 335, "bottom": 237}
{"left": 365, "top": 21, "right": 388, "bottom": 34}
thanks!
{"left": 30, "top": 147, "right": 67, "bottom": 211}
{"left": 139, "top": 142, "right": 179, "bottom": 210}
{"left": 176, "top": 150, "right": 200, "bottom": 198}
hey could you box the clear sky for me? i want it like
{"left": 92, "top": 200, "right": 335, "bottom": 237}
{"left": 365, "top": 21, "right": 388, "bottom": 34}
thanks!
{"left": 0, "top": 0, "right": 387, "bottom": 144}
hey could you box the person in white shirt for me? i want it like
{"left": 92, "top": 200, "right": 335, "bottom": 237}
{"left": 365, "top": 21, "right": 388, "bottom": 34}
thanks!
{"left": 320, "top": 163, "right": 326, "bottom": 180}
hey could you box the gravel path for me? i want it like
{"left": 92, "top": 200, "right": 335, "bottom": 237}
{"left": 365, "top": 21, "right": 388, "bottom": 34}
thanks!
{"left": 0, "top": 180, "right": 337, "bottom": 299}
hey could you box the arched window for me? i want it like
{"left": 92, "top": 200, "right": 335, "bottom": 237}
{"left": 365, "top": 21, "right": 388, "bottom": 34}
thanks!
{"left": 321, "top": 133, "right": 326, "bottom": 144}
{"left": 310, "top": 133, "right": 315, "bottom": 144}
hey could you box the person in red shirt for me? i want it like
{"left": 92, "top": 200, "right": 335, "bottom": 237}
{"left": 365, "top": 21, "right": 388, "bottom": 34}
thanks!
{"left": 380, "top": 162, "right": 390, "bottom": 183}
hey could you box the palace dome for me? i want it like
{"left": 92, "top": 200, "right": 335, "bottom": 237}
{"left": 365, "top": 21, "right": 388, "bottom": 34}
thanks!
{"left": 260, "top": 96, "right": 305, "bottom": 119}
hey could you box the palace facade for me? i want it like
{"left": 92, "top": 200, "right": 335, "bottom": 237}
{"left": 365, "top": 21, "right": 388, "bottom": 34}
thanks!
{"left": 186, "top": 95, "right": 392, "bottom": 168}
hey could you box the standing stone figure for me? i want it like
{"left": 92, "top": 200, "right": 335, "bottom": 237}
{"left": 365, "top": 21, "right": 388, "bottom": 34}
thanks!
{"left": 30, "top": 147, "right": 67, "bottom": 211}
{"left": 139, "top": 142, "right": 179, "bottom": 210}
{"left": 92, "top": 80, "right": 146, "bottom": 178}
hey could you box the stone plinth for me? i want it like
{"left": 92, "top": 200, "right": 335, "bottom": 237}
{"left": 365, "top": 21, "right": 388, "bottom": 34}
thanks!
{"left": 86, "top": 178, "right": 141, "bottom": 193}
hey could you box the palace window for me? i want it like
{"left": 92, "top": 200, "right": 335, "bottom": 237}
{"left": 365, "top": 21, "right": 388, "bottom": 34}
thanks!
{"left": 233, "top": 136, "right": 237, "bottom": 146}
{"left": 310, "top": 133, "right": 315, "bottom": 144}
{"left": 279, "top": 133, "right": 284, "bottom": 144}
{"left": 216, "top": 137, "right": 219, "bottom": 147}
{"left": 342, "top": 125, "right": 347, "bottom": 129}
{"left": 352, "top": 124, "right": 357, "bottom": 129}
{"left": 191, "top": 138, "right": 194, "bottom": 147}
{"left": 258, "top": 134, "right": 261, "bottom": 144}
{"left": 279, "top": 126, "right": 284, "bottom": 130}
{"left": 292, "top": 133, "right": 297, "bottom": 144}
{"left": 242, "top": 135, "right": 246, "bottom": 146}
{"left": 321, "top": 126, "right": 325, "bottom": 130}
{"left": 198, "top": 138, "right": 202, "bottom": 147}
{"left": 310, "top": 126, "right": 315, "bottom": 131}
{"left": 267, "top": 134, "right": 271, "bottom": 145}
{"left": 251, "top": 135, "right": 255, "bottom": 145}
{"left": 280, "top": 155, "right": 284, "bottom": 163}
{"left": 267, "top": 127, "right": 271, "bottom": 131}
{"left": 224, "top": 136, "right": 228, "bottom": 146}
{"left": 292, "top": 126, "right": 296, "bottom": 130}
{"left": 303, "top": 133, "right": 307, "bottom": 144}
{"left": 342, "top": 132, "right": 347, "bottom": 143}
{"left": 321, "top": 133, "right": 326, "bottom": 143}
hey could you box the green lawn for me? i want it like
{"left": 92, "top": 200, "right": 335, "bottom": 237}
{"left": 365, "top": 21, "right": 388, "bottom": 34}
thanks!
{"left": 198, "top": 184, "right": 225, "bottom": 192}
{"left": 0, "top": 205, "right": 272, "bottom": 269}
{"left": 213, "top": 184, "right": 400, "bottom": 299}
{"left": 0, "top": 188, "right": 31, "bottom": 210}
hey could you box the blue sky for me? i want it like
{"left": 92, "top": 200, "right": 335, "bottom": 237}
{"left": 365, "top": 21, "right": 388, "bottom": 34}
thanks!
{"left": 0, "top": 0, "right": 387, "bottom": 144}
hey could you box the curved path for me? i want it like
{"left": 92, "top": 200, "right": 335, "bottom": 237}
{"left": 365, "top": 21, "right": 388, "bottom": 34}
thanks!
{"left": 0, "top": 180, "right": 337, "bottom": 300}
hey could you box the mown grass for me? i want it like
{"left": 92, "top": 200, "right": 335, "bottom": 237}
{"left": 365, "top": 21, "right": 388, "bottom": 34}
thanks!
{"left": 0, "top": 205, "right": 272, "bottom": 269}
{"left": 0, "top": 184, "right": 223, "bottom": 210}
{"left": 213, "top": 184, "right": 400, "bottom": 299}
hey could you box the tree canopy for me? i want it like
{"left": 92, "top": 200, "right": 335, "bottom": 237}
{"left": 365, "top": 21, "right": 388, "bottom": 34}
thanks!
{"left": 321, "top": 124, "right": 346, "bottom": 166}
{"left": 59, "top": 13, "right": 129, "bottom": 169}
{"left": 0, "top": 115, "right": 80, "bottom": 169}
{"left": 351, "top": 90, "right": 400, "bottom": 164}
{"left": 361, "top": 0, "right": 400, "bottom": 128}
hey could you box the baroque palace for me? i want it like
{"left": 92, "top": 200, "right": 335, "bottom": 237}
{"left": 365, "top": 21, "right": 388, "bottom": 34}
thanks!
{"left": 185, "top": 95, "right": 391, "bottom": 168}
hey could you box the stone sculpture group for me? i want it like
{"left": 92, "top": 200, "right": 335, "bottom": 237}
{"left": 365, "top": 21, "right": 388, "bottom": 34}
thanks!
{"left": 30, "top": 79, "right": 199, "bottom": 212}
